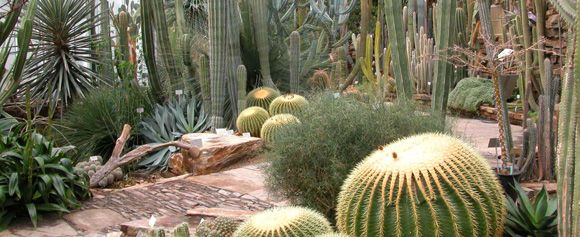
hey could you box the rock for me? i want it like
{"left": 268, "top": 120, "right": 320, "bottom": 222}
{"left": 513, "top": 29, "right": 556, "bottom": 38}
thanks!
{"left": 63, "top": 208, "right": 128, "bottom": 231}
{"left": 181, "top": 133, "right": 263, "bottom": 175}
{"left": 186, "top": 207, "right": 256, "bottom": 221}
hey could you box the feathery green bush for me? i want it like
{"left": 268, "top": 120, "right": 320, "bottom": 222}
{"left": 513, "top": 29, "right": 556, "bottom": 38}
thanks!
{"left": 447, "top": 77, "right": 495, "bottom": 114}
{"left": 265, "top": 94, "right": 447, "bottom": 220}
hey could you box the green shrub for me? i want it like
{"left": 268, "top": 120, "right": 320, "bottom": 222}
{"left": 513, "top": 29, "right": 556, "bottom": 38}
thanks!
{"left": 447, "top": 77, "right": 495, "bottom": 114}
{"left": 0, "top": 131, "right": 89, "bottom": 230}
{"left": 56, "top": 86, "right": 154, "bottom": 161}
{"left": 265, "top": 94, "right": 447, "bottom": 221}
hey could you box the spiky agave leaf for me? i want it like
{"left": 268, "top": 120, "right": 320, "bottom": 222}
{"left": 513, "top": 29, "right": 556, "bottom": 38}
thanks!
{"left": 21, "top": 0, "right": 101, "bottom": 108}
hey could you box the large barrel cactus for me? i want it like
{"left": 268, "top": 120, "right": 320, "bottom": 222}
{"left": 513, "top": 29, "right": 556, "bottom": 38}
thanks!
{"left": 260, "top": 114, "right": 300, "bottom": 143}
{"left": 268, "top": 94, "right": 308, "bottom": 116}
{"left": 316, "top": 233, "right": 350, "bottom": 237}
{"left": 336, "top": 133, "right": 505, "bottom": 237}
{"left": 236, "top": 107, "right": 270, "bottom": 137}
{"left": 246, "top": 87, "right": 281, "bottom": 111}
{"left": 233, "top": 206, "right": 332, "bottom": 237}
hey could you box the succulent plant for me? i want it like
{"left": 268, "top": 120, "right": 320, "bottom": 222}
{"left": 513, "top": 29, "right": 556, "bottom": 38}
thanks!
{"left": 268, "top": 94, "right": 308, "bottom": 116}
{"left": 233, "top": 206, "right": 332, "bottom": 237}
{"left": 196, "top": 217, "right": 240, "bottom": 237}
{"left": 246, "top": 87, "right": 280, "bottom": 111}
{"left": 74, "top": 158, "right": 123, "bottom": 188}
{"left": 308, "top": 70, "right": 332, "bottom": 90}
{"left": 236, "top": 107, "right": 270, "bottom": 137}
{"left": 336, "top": 133, "right": 506, "bottom": 237}
{"left": 136, "top": 223, "right": 191, "bottom": 237}
{"left": 260, "top": 114, "right": 300, "bottom": 143}
{"left": 505, "top": 183, "right": 557, "bottom": 237}
{"left": 172, "top": 223, "right": 191, "bottom": 237}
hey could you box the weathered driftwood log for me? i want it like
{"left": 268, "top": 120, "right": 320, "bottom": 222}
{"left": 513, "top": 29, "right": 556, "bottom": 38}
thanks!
{"left": 89, "top": 124, "right": 199, "bottom": 187}
{"left": 181, "top": 133, "right": 263, "bottom": 175}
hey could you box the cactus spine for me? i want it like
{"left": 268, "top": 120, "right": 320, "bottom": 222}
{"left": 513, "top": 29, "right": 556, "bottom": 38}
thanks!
{"left": 383, "top": 0, "right": 413, "bottom": 101}
{"left": 208, "top": 0, "right": 228, "bottom": 128}
{"left": 336, "top": 133, "right": 506, "bottom": 237}
{"left": 233, "top": 206, "right": 332, "bottom": 237}
{"left": 289, "top": 31, "right": 301, "bottom": 93}
{"left": 248, "top": 0, "right": 277, "bottom": 89}
{"left": 237, "top": 65, "right": 247, "bottom": 114}
{"left": 431, "top": 0, "right": 457, "bottom": 118}
{"left": 236, "top": 107, "right": 270, "bottom": 137}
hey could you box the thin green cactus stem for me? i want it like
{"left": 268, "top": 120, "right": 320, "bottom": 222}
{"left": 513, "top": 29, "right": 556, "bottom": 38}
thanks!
{"left": 289, "top": 31, "right": 301, "bottom": 93}
{"left": 151, "top": 0, "right": 183, "bottom": 93}
{"left": 118, "top": 10, "right": 130, "bottom": 62}
{"left": 199, "top": 54, "right": 212, "bottom": 116}
{"left": 141, "top": 0, "right": 167, "bottom": 103}
{"left": 431, "top": 0, "right": 457, "bottom": 118}
{"left": 237, "top": 65, "right": 247, "bottom": 114}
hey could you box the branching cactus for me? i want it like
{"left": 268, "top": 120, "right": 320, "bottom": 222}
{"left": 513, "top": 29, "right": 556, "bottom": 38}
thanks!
{"left": 233, "top": 206, "right": 332, "bottom": 237}
{"left": 289, "top": 31, "right": 301, "bottom": 93}
{"left": 336, "top": 133, "right": 506, "bottom": 237}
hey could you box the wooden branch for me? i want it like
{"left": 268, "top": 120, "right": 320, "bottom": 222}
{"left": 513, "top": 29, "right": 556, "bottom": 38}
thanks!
{"left": 89, "top": 124, "right": 198, "bottom": 188}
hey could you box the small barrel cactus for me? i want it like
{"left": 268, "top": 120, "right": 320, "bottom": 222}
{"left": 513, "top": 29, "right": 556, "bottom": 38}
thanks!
{"left": 260, "top": 114, "right": 300, "bottom": 143}
{"left": 336, "top": 133, "right": 506, "bottom": 237}
{"left": 236, "top": 107, "right": 270, "bottom": 137}
{"left": 233, "top": 206, "right": 332, "bottom": 237}
{"left": 308, "top": 70, "right": 331, "bottom": 90}
{"left": 246, "top": 87, "right": 280, "bottom": 111}
{"left": 172, "top": 223, "right": 191, "bottom": 237}
{"left": 268, "top": 94, "right": 308, "bottom": 116}
{"left": 196, "top": 217, "right": 239, "bottom": 237}
{"left": 74, "top": 159, "right": 123, "bottom": 188}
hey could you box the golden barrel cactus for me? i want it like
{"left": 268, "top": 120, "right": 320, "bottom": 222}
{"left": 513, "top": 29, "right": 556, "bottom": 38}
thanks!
{"left": 336, "top": 133, "right": 505, "bottom": 237}
{"left": 260, "top": 114, "right": 300, "bottom": 143}
{"left": 246, "top": 87, "right": 280, "bottom": 111}
{"left": 233, "top": 206, "right": 332, "bottom": 237}
{"left": 236, "top": 107, "right": 270, "bottom": 137}
{"left": 268, "top": 94, "right": 308, "bottom": 116}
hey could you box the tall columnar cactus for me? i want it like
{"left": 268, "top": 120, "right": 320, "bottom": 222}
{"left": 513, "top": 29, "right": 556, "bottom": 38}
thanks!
{"left": 359, "top": 0, "right": 370, "bottom": 59}
{"left": 333, "top": 45, "right": 349, "bottom": 83}
{"left": 118, "top": 10, "right": 130, "bottom": 62}
{"left": 430, "top": 0, "right": 457, "bottom": 118}
{"left": 141, "top": 0, "right": 167, "bottom": 103}
{"left": 556, "top": 2, "right": 580, "bottom": 234}
{"left": 246, "top": 87, "right": 280, "bottom": 111}
{"left": 454, "top": 6, "right": 468, "bottom": 82}
{"left": 336, "top": 133, "right": 506, "bottom": 237}
{"left": 260, "top": 114, "right": 300, "bottom": 143}
{"left": 248, "top": 0, "right": 277, "bottom": 89}
{"left": 550, "top": 0, "right": 576, "bottom": 24}
{"left": 233, "top": 206, "right": 332, "bottom": 237}
{"left": 181, "top": 34, "right": 198, "bottom": 94}
{"left": 237, "top": 65, "right": 248, "bottom": 114}
{"left": 536, "top": 59, "right": 559, "bottom": 180}
{"left": 289, "top": 31, "right": 301, "bottom": 93}
{"left": 269, "top": 94, "right": 309, "bottom": 116}
{"left": 151, "top": 0, "right": 183, "bottom": 92}
{"left": 98, "top": 0, "right": 115, "bottom": 81}
{"left": 407, "top": 27, "right": 434, "bottom": 94}
{"left": 236, "top": 107, "right": 270, "bottom": 137}
{"left": 382, "top": 0, "right": 413, "bottom": 101}
{"left": 208, "top": 0, "right": 228, "bottom": 128}
{"left": 199, "top": 55, "right": 212, "bottom": 114}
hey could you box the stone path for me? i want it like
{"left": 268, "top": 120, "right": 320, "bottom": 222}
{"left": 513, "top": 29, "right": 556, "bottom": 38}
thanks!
{"left": 0, "top": 117, "right": 525, "bottom": 237}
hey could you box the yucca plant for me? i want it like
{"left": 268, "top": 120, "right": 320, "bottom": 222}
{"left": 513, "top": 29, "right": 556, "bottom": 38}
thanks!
{"left": 139, "top": 95, "right": 208, "bottom": 170}
{"left": 505, "top": 183, "right": 558, "bottom": 237}
{"left": 21, "top": 0, "right": 100, "bottom": 108}
{"left": 0, "top": 131, "right": 89, "bottom": 230}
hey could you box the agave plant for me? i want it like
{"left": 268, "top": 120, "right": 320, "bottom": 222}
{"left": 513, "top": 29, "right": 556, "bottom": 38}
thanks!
{"left": 505, "top": 182, "right": 558, "bottom": 237}
{"left": 139, "top": 95, "right": 208, "bottom": 170}
{"left": 21, "top": 0, "right": 100, "bottom": 108}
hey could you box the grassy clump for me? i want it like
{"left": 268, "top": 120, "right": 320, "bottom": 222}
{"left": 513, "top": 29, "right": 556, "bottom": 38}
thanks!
{"left": 265, "top": 94, "right": 448, "bottom": 221}
{"left": 56, "top": 86, "right": 154, "bottom": 161}
{"left": 447, "top": 77, "right": 495, "bottom": 114}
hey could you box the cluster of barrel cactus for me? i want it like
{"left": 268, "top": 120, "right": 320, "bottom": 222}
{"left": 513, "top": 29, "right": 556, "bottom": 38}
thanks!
{"left": 74, "top": 157, "right": 123, "bottom": 188}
